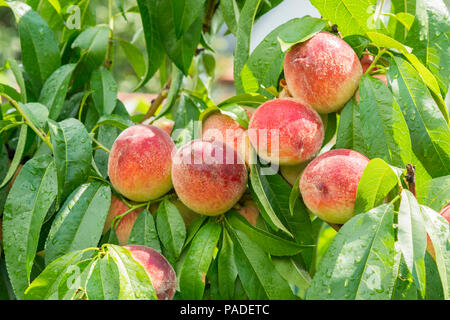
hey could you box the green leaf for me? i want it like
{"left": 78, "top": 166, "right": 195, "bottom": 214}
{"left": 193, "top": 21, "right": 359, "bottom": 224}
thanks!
{"left": 343, "top": 35, "right": 371, "bottom": 58}
{"left": 388, "top": 56, "right": 450, "bottom": 177}
{"left": 48, "top": 118, "right": 92, "bottom": 202}
{"left": 417, "top": 175, "right": 450, "bottom": 211}
{"left": 388, "top": 0, "right": 416, "bottom": 42}
{"left": 405, "top": 0, "right": 449, "bottom": 95}
{"left": 307, "top": 204, "right": 397, "bottom": 300}
{"left": 8, "top": 59, "right": 27, "bottom": 102}
{"left": 90, "top": 67, "right": 118, "bottom": 116}
{"left": 156, "top": 0, "right": 202, "bottom": 75}
{"left": 0, "top": 83, "right": 21, "bottom": 102}
{"left": 135, "top": 0, "right": 164, "bottom": 89}
{"left": 397, "top": 190, "right": 427, "bottom": 297}
{"left": 23, "top": 249, "right": 90, "bottom": 300}
{"left": 233, "top": 0, "right": 261, "bottom": 94}
{"left": 0, "top": 259, "right": 15, "bottom": 300}
{"left": 154, "top": 64, "right": 184, "bottom": 121}
{"left": 56, "top": 258, "right": 95, "bottom": 300}
{"left": 220, "top": 0, "right": 239, "bottom": 35}
{"left": 16, "top": 6, "right": 61, "bottom": 96}
{"left": 226, "top": 224, "right": 296, "bottom": 300}
{"left": 156, "top": 198, "right": 186, "bottom": 259}
{"left": 171, "top": 0, "right": 207, "bottom": 39}
{"left": 119, "top": 39, "right": 146, "bottom": 79}
{"left": 358, "top": 75, "right": 412, "bottom": 167}
{"left": 18, "top": 102, "right": 49, "bottom": 130}
{"left": 310, "top": 0, "right": 377, "bottom": 36}
{"left": 220, "top": 104, "right": 250, "bottom": 129}
{"left": 272, "top": 256, "right": 311, "bottom": 299}
{"left": 45, "top": 181, "right": 111, "bottom": 265}
{"left": 3, "top": 154, "right": 57, "bottom": 299}
{"left": 419, "top": 205, "right": 450, "bottom": 299}
{"left": 71, "top": 26, "right": 109, "bottom": 68}
{"left": 226, "top": 210, "right": 307, "bottom": 256}
{"left": 277, "top": 16, "right": 327, "bottom": 52}
{"left": 336, "top": 99, "right": 367, "bottom": 154}
{"left": 0, "top": 124, "right": 27, "bottom": 189}
{"left": 86, "top": 254, "right": 120, "bottom": 300}
{"left": 391, "top": 254, "right": 418, "bottom": 300}
{"left": 94, "top": 114, "right": 134, "bottom": 132}
{"left": 171, "top": 94, "right": 201, "bottom": 147}
{"left": 217, "top": 229, "right": 238, "bottom": 300}
{"left": 354, "top": 158, "right": 399, "bottom": 214}
{"left": 179, "top": 221, "right": 221, "bottom": 300}
{"left": 218, "top": 93, "right": 268, "bottom": 108}
{"left": 39, "top": 64, "right": 76, "bottom": 120}
{"left": 129, "top": 209, "right": 161, "bottom": 253}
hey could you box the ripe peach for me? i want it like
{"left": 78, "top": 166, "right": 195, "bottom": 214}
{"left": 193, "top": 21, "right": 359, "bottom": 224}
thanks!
{"left": 355, "top": 74, "right": 387, "bottom": 104}
{"left": 237, "top": 200, "right": 259, "bottom": 226}
{"left": 171, "top": 139, "right": 248, "bottom": 216}
{"left": 248, "top": 99, "right": 324, "bottom": 165}
{"left": 280, "top": 162, "right": 309, "bottom": 186}
{"left": 427, "top": 203, "right": 450, "bottom": 260}
{"left": 152, "top": 117, "right": 174, "bottom": 136}
{"left": 124, "top": 245, "right": 177, "bottom": 300}
{"left": 108, "top": 125, "right": 176, "bottom": 202}
{"left": 299, "top": 149, "right": 369, "bottom": 224}
{"left": 284, "top": 32, "right": 362, "bottom": 113}
{"left": 102, "top": 195, "right": 144, "bottom": 245}
{"left": 202, "top": 107, "right": 255, "bottom": 165}
{"left": 360, "top": 53, "right": 377, "bottom": 73}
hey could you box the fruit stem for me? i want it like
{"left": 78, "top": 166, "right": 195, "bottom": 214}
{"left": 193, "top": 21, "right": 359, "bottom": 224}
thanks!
{"left": 90, "top": 136, "right": 110, "bottom": 153}
{"left": 405, "top": 164, "right": 416, "bottom": 197}
{"left": 364, "top": 48, "right": 387, "bottom": 75}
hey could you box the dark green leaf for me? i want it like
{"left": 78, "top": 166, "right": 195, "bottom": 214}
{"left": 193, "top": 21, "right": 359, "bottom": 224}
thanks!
{"left": 119, "top": 40, "right": 146, "bottom": 79}
{"left": 179, "top": 220, "right": 221, "bottom": 300}
{"left": 129, "top": 209, "right": 161, "bottom": 252}
{"left": 358, "top": 75, "right": 412, "bottom": 167}
{"left": 272, "top": 256, "right": 311, "bottom": 299}
{"left": 218, "top": 93, "right": 268, "bottom": 108}
{"left": 343, "top": 35, "right": 371, "bottom": 58}
{"left": 417, "top": 175, "right": 450, "bottom": 211}
{"left": 154, "top": 64, "right": 184, "bottom": 121}
{"left": 336, "top": 99, "right": 367, "bottom": 154}
{"left": 90, "top": 67, "right": 118, "bottom": 116}
{"left": 39, "top": 64, "right": 76, "bottom": 120}
{"left": 3, "top": 154, "right": 57, "bottom": 298}
{"left": 86, "top": 254, "right": 120, "bottom": 300}
{"left": 307, "top": 204, "right": 397, "bottom": 299}
{"left": 45, "top": 182, "right": 111, "bottom": 265}
{"left": 277, "top": 16, "right": 327, "bottom": 51}
{"left": 19, "top": 102, "right": 49, "bottom": 130}
{"left": 171, "top": 94, "right": 201, "bottom": 147}
{"left": 398, "top": 190, "right": 427, "bottom": 297}
{"left": 48, "top": 118, "right": 92, "bottom": 202}
{"left": 156, "top": 198, "right": 186, "bottom": 259}
{"left": 217, "top": 229, "right": 238, "bottom": 300}
{"left": 172, "top": 0, "right": 207, "bottom": 39}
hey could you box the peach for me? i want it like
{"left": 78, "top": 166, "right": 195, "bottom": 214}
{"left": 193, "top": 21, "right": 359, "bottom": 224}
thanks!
{"left": 124, "top": 245, "right": 177, "bottom": 300}
{"left": 427, "top": 203, "right": 450, "bottom": 260}
{"left": 280, "top": 162, "right": 309, "bottom": 186}
{"left": 202, "top": 107, "right": 255, "bottom": 165}
{"left": 152, "top": 117, "right": 174, "bottom": 136}
{"left": 284, "top": 32, "right": 362, "bottom": 113}
{"left": 237, "top": 200, "right": 259, "bottom": 226}
{"left": 173, "top": 199, "right": 199, "bottom": 227}
{"left": 299, "top": 149, "right": 369, "bottom": 224}
{"left": 355, "top": 74, "right": 387, "bottom": 104}
{"left": 108, "top": 125, "right": 176, "bottom": 202}
{"left": 171, "top": 139, "right": 248, "bottom": 216}
{"left": 248, "top": 99, "right": 324, "bottom": 165}
{"left": 360, "top": 53, "right": 378, "bottom": 74}
{"left": 103, "top": 195, "right": 144, "bottom": 245}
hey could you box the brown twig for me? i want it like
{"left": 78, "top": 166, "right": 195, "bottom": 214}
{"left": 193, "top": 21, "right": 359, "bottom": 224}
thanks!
{"left": 328, "top": 222, "right": 342, "bottom": 232}
{"left": 405, "top": 164, "right": 416, "bottom": 197}
{"left": 140, "top": 76, "right": 172, "bottom": 123}
{"left": 330, "top": 24, "right": 343, "bottom": 38}
{"left": 203, "top": 0, "right": 220, "bottom": 33}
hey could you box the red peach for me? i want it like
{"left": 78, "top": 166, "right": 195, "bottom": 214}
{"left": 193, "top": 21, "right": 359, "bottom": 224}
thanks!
{"left": 103, "top": 195, "right": 144, "bottom": 245}
{"left": 171, "top": 139, "right": 248, "bottom": 216}
{"left": 299, "top": 149, "right": 369, "bottom": 224}
{"left": 237, "top": 200, "right": 259, "bottom": 226}
{"left": 108, "top": 125, "right": 176, "bottom": 202}
{"left": 248, "top": 99, "right": 324, "bottom": 165}
{"left": 202, "top": 107, "right": 255, "bottom": 165}
{"left": 360, "top": 53, "right": 378, "bottom": 73}
{"left": 284, "top": 32, "right": 362, "bottom": 113}
{"left": 124, "top": 245, "right": 177, "bottom": 300}
{"left": 152, "top": 117, "right": 174, "bottom": 136}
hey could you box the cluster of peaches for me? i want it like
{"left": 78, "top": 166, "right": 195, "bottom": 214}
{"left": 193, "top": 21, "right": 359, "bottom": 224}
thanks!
{"left": 101, "top": 32, "right": 446, "bottom": 300}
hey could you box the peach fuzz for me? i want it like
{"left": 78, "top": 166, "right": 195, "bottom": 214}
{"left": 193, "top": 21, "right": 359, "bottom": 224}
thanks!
{"left": 248, "top": 99, "right": 324, "bottom": 165}
{"left": 102, "top": 195, "right": 144, "bottom": 245}
{"left": 280, "top": 162, "right": 309, "bottom": 186}
{"left": 299, "top": 149, "right": 369, "bottom": 224}
{"left": 124, "top": 245, "right": 177, "bottom": 300}
{"left": 171, "top": 139, "right": 248, "bottom": 216}
{"left": 284, "top": 32, "right": 362, "bottom": 113}
{"left": 237, "top": 200, "right": 260, "bottom": 226}
{"left": 108, "top": 124, "right": 175, "bottom": 202}
{"left": 202, "top": 107, "right": 255, "bottom": 165}
{"left": 152, "top": 117, "right": 174, "bottom": 136}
